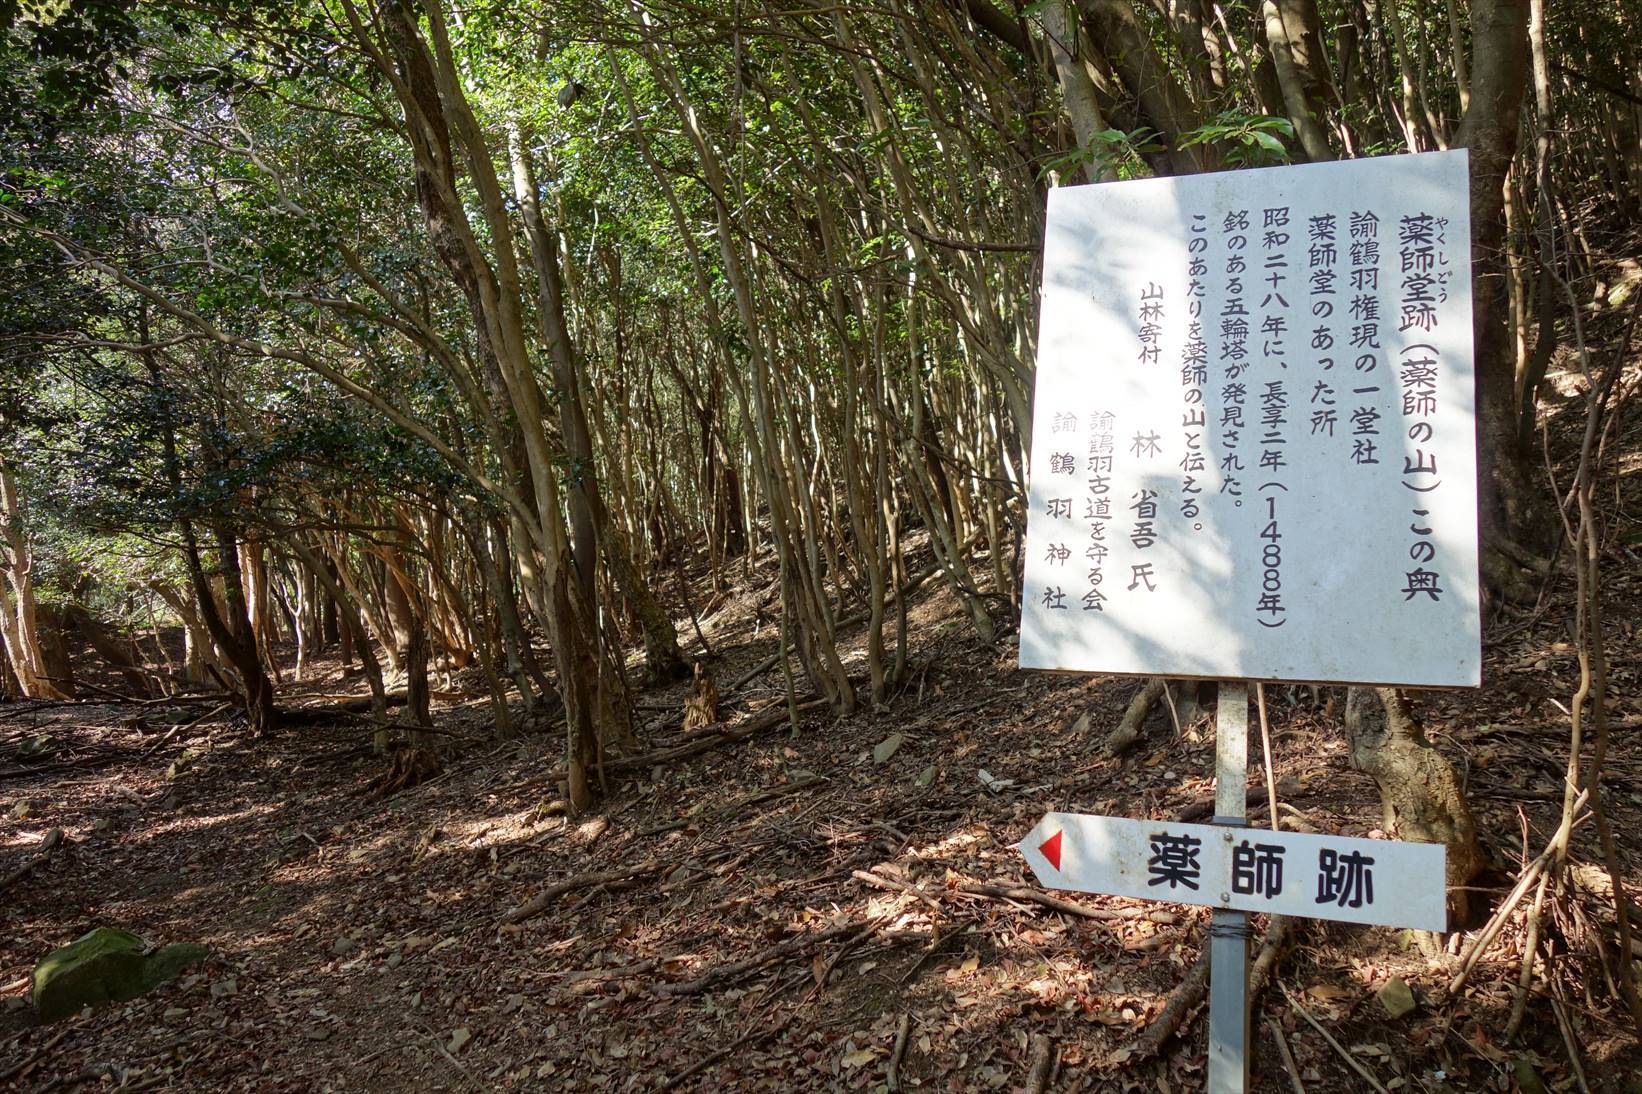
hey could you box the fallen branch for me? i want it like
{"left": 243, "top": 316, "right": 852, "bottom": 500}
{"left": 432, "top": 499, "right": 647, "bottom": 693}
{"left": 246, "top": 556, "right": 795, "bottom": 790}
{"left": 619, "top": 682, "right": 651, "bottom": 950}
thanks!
{"left": 1123, "top": 915, "right": 1290, "bottom": 1063}
{"left": 0, "top": 828, "right": 65, "bottom": 895}
{"left": 886, "top": 1013, "right": 912, "bottom": 1092}
{"left": 348, "top": 716, "right": 477, "bottom": 741}
{"left": 656, "top": 919, "right": 869, "bottom": 996}
{"left": 276, "top": 692, "right": 408, "bottom": 725}
{"left": 719, "top": 774, "right": 829, "bottom": 815}
{"left": 40, "top": 677, "right": 141, "bottom": 703}
{"left": 1267, "top": 1016, "right": 1307, "bottom": 1094}
{"left": 500, "top": 861, "right": 665, "bottom": 924}
{"left": 1174, "top": 777, "right": 1304, "bottom": 822}
{"left": 852, "top": 869, "right": 942, "bottom": 911}
{"left": 1281, "top": 983, "right": 1389, "bottom": 1093}
{"left": 0, "top": 1023, "right": 72, "bottom": 1083}
{"left": 1024, "top": 1033, "right": 1055, "bottom": 1093}
{"left": 0, "top": 700, "right": 68, "bottom": 722}
{"left": 139, "top": 703, "right": 232, "bottom": 759}
{"left": 1127, "top": 948, "right": 1211, "bottom": 1062}
{"left": 661, "top": 1007, "right": 796, "bottom": 1090}
{"left": 555, "top": 957, "right": 661, "bottom": 993}
{"left": 956, "top": 881, "right": 1171, "bottom": 923}
{"left": 534, "top": 699, "right": 826, "bottom": 788}
{"left": 1550, "top": 995, "right": 1591, "bottom": 1093}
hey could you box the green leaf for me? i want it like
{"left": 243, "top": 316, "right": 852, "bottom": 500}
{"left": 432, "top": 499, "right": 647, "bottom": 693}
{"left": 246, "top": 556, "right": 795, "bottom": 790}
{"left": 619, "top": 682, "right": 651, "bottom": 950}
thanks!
{"left": 1251, "top": 130, "right": 1286, "bottom": 154}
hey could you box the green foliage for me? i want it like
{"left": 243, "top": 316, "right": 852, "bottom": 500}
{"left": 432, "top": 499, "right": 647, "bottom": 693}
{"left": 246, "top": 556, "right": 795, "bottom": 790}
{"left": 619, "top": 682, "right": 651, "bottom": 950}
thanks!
{"left": 1179, "top": 112, "right": 1296, "bottom": 168}
{"left": 0, "top": 0, "right": 140, "bottom": 122}
{"left": 1041, "top": 126, "right": 1164, "bottom": 182}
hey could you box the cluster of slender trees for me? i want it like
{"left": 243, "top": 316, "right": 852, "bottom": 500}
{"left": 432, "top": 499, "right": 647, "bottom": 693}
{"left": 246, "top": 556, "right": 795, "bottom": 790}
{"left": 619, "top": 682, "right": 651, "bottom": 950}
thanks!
{"left": 2, "top": 0, "right": 1637, "bottom": 819}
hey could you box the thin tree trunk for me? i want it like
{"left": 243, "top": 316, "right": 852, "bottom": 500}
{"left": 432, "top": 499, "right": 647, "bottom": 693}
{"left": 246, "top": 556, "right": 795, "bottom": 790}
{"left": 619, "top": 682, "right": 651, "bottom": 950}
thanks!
{"left": 1455, "top": 0, "right": 1547, "bottom": 585}
{"left": 0, "top": 457, "right": 69, "bottom": 700}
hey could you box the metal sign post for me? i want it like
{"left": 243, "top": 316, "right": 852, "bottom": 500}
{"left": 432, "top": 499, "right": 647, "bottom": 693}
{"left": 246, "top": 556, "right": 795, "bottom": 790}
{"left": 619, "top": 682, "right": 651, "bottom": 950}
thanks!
{"left": 1208, "top": 683, "right": 1249, "bottom": 1094}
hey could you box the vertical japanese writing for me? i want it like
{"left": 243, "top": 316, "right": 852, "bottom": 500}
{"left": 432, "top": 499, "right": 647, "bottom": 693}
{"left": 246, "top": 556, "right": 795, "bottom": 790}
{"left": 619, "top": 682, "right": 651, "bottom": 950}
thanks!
{"left": 1138, "top": 281, "right": 1164, "bottom": 366}
{"left": 1219, "top": 210, "right": 1250, "bottom": 502}
{"left": 1306, "top": 213, "right": 1340, "bottom": 443}
{"left": 1348, "top": 211, "right": 1384, "bottom": 466}
{"left": 1041, "top": 411, "right": 1079, "bottom": 611}
{"left": 1084, "top": 411, "right": 1116, "bottom": 611}
{"left": 1398, "top": 211, "right": 1450, "bottom": 603}
{"left": 1180, "top": 215, "right": 1209, "bottom": 529}
{"left": 1256, "top": 207, "right": 1292, "bottom": 628}
{"left": 1129, "top": 278, "right": 1163, "bottom": 596}
{"left": 1020, "top": 151, "right": 1477, "bottom": 686}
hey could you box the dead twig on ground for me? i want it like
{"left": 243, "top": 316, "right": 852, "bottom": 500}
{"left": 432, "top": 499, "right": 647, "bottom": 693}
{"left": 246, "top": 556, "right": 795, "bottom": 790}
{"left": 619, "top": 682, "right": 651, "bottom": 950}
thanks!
{"left": 1122, "top": 914, "right": 1289, "bottom": 1064}
{"left": 1281, "top": 983, "right": 1389, "bottom": 1093}
{"left": 1024, "top": 1033, "right": 1054, "bottom": 1093}
{"left": 0, "top": 828, "right": 65, "bottom": 895}
{"left": 719, "top": 774, "right": 829, "bottom": 815}
{"left": 852, "top": 868, "right": 941, "bottom": 911}
{"left": 1174, "top": 778, "right": 1303, "bottom": 822}
{"left": 1266, "top": 1017, "right": 1306, "bottom": 1094}
{"left": 1550, "top": 995, "right": 1591, "bottom": 1093}
{"left": 886, "top": 1013, "right": 911, "bottom": 1092}
{"left": 414, "top": 1021, "right": 485, "bottom": 1093}
{"left": 40, "top": 677, "right": 141, "bottom": 703}
{"left": 660, "top": 1006, "right": 796, "bottom": 1090}
{"left": 955, "top": 881, "right": 1170, "bottom": 923}
{"left": 656, "top": 919, "right": 870, "bottom": 996}
{"left": 0, "top": 700, "right": 60, "bottom": 722}
{"left": 501, "top": 861, "right": 666, "bottom": 924}
{"left": 1125, "top": 947, "right": 1210, "bottom": 1063}
{"left": 139, "top": 703, "right": 232, "bottom": 758}
{"left": 0, "top": 1025, "right": 73, "bottom": 1084}
{"left": 531, "top": 699, "right": 827, "bottom": 789}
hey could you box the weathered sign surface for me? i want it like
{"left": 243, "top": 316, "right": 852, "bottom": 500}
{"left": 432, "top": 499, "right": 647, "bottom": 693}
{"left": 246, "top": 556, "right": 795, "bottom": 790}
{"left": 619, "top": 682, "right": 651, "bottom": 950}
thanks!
{"left": 1018, "top": 150, "right": 1480, "bottom": 687}
{"left": 1018, "top": 812, "right": 1447, "bottom": 932}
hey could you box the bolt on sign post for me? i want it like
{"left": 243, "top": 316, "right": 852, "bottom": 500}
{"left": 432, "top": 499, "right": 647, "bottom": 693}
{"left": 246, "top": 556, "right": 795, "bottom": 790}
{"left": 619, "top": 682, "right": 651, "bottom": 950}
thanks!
{"left": 1017, "top": 149, "right": 1479, "bottom": 1093}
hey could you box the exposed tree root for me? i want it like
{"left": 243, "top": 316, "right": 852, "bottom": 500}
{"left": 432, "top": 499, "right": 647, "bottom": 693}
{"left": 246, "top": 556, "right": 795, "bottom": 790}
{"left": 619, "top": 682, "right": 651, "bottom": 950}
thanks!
{"left": 364, "top": 746, "right": 441, "bottom": 800}
{"left": 655, "top": 918, "right": 872, "bottom": 996}
{"left": 1104, "top": 677, "right": 1168, "bottom": 756}
{"left": 501, "top": 861, "right": 666, "bottom": 924}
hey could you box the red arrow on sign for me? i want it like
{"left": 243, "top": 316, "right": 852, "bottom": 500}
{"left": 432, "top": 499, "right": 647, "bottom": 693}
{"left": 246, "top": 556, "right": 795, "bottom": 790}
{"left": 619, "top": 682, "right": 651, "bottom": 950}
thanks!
{"left": 1038, "top": 830, "right": 1063, "bottom": 871}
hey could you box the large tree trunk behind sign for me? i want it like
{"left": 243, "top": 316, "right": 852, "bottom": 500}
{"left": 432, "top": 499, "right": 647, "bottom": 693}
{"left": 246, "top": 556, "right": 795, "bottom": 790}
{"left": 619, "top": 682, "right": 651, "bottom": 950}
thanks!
{"left": 1345, "top": 687, "right": 1484, "bottom": 927}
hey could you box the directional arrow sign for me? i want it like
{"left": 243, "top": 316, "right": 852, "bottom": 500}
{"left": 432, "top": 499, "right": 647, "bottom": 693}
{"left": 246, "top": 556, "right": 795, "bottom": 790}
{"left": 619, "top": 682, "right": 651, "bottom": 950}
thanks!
{"left": 1038, "top": 829, "right": 1063, "bottom": 871}
{"left": 1019, "top": 813, "right": 1446, "bottom": 932}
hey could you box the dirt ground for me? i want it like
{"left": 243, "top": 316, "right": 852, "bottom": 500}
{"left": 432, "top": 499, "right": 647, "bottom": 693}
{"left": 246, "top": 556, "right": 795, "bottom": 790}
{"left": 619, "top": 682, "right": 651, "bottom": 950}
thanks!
{"left": 4, "top": 357, "right": 1642, "bottom": 1091}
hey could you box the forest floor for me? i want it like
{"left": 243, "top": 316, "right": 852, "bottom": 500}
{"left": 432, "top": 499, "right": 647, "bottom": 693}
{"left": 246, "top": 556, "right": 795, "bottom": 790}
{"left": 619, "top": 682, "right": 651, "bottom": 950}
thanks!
{"left": 4, "top": 363, "right": 1642, "bottom": 1092}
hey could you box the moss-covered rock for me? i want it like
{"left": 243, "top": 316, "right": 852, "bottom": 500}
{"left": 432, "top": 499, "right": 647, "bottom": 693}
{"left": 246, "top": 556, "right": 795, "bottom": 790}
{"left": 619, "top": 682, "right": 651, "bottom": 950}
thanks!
{"left": 143, "top": 943, "right": 210, "bottom": 987}
{"left": 31, "top": 928, "right": 209, "bottom": 1023}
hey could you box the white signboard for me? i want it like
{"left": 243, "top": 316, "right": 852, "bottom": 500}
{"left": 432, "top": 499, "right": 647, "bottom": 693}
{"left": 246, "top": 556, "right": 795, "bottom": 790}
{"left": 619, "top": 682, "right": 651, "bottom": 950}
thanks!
{"left": 1019, "top": 150, "right": 1480, "bottom": 687}
{"left": 1019, "top": 813, "right": 1447, "bottom": 932}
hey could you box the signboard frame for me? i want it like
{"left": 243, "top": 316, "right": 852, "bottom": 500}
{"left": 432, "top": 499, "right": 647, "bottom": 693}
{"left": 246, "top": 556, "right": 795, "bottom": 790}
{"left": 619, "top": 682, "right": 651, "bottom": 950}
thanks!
{"left": 1018, "top": 149, "right": 1482, "bottom": 691}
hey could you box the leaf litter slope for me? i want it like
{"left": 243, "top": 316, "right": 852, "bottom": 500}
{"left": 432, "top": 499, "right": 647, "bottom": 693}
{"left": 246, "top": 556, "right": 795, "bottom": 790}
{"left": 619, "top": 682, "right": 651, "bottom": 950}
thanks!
{"left": 3, "top": 361, "right": 1642, "bottom": 1089}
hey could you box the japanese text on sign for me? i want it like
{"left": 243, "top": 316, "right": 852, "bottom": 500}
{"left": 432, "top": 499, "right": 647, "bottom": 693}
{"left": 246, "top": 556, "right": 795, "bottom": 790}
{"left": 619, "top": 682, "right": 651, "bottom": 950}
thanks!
{"left": 1018, "top": 812, "right": 1447, "bottom": 932}
{"left": 1020, "top": 150, "right": 1480, "bottom": 687}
